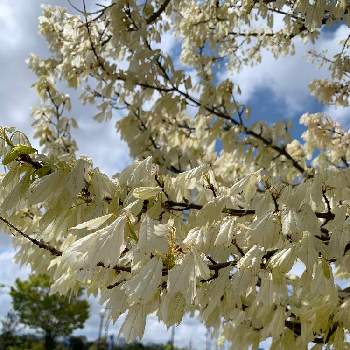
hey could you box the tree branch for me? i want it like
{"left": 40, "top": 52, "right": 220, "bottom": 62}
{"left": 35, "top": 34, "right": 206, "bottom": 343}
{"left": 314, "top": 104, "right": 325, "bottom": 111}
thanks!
{"left": 0, "top": 216, "right": 62, "bottom": 257}
{"left": 145, "top": 0, "right": 172, "bottom": 24}
{"left": 164, "top": 200, "right": 334, "bottom": 220}
{"left": 80, "top": 8, "right": 307, "bottom": 176}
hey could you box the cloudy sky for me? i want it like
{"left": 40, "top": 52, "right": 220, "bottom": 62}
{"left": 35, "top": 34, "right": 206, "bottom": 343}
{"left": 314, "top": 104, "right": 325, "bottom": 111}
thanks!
{"left": 0, "top": 1, "right": 349, "bottom": 349}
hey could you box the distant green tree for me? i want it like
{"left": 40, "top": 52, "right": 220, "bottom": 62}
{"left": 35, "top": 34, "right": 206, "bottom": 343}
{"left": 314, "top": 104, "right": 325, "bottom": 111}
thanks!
{"left": 10, "top": 274, "right": 89, "bottom": 350}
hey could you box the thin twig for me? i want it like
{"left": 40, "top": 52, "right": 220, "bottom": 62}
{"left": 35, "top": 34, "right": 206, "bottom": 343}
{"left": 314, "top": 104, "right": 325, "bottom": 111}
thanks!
{"left": 0, "top": 216, "right": 62, "bottom": 257}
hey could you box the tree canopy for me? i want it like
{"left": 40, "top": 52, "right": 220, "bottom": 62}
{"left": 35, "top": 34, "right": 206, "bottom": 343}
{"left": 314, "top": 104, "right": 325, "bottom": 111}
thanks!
{"left": 1, "top": 0, "right": 350, "bottom": 348}
{"left": 10, "top": 274, "right": 89, "bottom": 349}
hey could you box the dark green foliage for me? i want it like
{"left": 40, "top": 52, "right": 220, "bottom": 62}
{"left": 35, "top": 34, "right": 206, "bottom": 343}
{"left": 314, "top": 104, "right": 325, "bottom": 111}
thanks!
{"left": 9, "top": 274, "right": 89, "bottom": 350}
{"left": 68, "top": 336, "right": 86, "bottom": 350}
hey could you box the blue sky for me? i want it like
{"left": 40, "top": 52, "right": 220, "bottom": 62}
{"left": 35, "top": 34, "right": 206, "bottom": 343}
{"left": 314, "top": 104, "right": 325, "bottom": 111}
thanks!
{"left": 0, "top": 1, "right": 350, "bottom": 349}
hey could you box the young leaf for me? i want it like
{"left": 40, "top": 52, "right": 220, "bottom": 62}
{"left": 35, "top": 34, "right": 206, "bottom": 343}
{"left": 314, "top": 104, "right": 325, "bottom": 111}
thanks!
{"left": 2, "top": 144, "right": 36, "bottom": 165}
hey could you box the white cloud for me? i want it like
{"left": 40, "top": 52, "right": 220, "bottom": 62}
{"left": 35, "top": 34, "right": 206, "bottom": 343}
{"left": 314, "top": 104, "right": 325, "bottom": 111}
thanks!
{"left": 0, "top": 233, "right": 12, "bottom": 252}
{"left": 142, "top": 314, "right": 207, "bottom": 349}
{"left": 324, "top": 105, "right": 350, "bottom": 129}
{"left": 74, "top": 295, "right": 207, "bottom": 348}
{"left": 76, "top": 119, "right": 131, "bottom": 175}
{"left": 0, "top": 2, "right": 23, "bottom": 47}
{"left": 0, "top": 250, "right": 30, "bottom": 286}
{"left": 218, "top": 25, "right": 350, "bottom": 117}
{"left": 0, "top": 249, "right": 30, "bottom": 322}
{"left": 71, "top": 298, "right": 207, "bottom": 349}
{"left": 154, "top": 25, "right": 181, "bottom": 56}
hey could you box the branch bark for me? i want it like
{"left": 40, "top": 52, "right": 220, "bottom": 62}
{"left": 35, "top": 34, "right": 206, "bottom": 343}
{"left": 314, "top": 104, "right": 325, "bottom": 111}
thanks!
{"left": 145, "top": 0, "right": 172, "bottom": 24}
{"left": 164, "top": 200, "right": 335, "bottom": 221}
{"left": 0, "top": 216, "right": 61, "bottom": 257}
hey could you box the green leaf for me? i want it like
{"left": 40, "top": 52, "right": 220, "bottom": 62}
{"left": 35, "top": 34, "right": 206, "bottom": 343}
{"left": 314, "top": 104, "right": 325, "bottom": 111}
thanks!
{"left": 127, "top": 220, "right": 138, "bottom": 242}
{"left": 322, "top": 258, "right": 331, "bottom": 279}
{"left": 2, "top": 144, "right": 36, "bottom": 165}
{"left": 35, "top": 165, "right": 51, "bottom": 177}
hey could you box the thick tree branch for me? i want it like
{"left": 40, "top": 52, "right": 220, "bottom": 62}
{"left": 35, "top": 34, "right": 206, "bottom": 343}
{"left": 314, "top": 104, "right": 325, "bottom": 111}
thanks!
{"left": 145, "top": 0, "right": 172, "bottom": 24}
